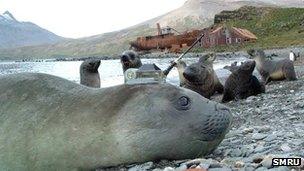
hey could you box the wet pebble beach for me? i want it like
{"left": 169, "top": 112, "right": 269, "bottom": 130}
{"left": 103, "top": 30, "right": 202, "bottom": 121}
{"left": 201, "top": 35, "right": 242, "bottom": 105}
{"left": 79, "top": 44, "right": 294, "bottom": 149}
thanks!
{"left": 100, "top": 65, "right": 304, "bottom": 170}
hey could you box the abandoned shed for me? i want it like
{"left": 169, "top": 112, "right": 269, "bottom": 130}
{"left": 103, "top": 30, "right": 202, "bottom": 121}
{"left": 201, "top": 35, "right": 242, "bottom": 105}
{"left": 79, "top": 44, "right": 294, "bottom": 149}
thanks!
{"left": 200, "top": 26, "right": 257, "bottom": 48}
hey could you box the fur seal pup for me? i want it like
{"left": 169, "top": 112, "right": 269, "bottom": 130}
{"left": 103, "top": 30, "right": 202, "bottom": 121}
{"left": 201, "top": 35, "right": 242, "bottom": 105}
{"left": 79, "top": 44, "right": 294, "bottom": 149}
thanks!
{"left": 248, "top": 49, "right": 297, "bottom": 84}
{"left": 222, "top": 60, "right": 265, "bottom": 103}
{"left": 174, "top": 60, "right": 187, "bottom": 87}
{"left": 120, "top": 50, "right": 142, "bottom": 73}
{"left": 199, "top": 54, "right": 224, "bottom": 94}
{"left": 181, "top": 54, "right": 224, "bottom": 99}
{"left": 223, "top": 61, "right": 239, "bottom": 72}
{"left": 80, "top": 59, "right": 101, "bottom": 88}
{"left": 0, "top": 73, "right": 232, "bottom": 170}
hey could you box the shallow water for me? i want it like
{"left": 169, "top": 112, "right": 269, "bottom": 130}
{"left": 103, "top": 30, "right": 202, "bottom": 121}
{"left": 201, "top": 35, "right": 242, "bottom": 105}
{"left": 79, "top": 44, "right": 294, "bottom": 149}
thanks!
{"left": 0, "top": 57, "right": 247, "bottom": 88}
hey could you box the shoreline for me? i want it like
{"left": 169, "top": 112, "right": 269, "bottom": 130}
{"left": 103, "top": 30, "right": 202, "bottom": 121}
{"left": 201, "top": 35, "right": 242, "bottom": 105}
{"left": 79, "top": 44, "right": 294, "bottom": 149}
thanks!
{"left": 0, "top": 46, "right": 303, "bottom": 63}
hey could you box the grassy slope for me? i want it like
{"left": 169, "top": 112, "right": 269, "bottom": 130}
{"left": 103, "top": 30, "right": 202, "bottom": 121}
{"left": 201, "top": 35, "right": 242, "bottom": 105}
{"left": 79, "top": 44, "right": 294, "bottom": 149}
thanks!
{"left": 195, "top": 7, "right": 304, "bottom": 52}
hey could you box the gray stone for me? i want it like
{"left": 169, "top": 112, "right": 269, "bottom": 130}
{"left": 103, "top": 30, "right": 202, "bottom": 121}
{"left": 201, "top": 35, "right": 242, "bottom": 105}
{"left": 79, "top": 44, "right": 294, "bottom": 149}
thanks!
{"left": 255, "top": 166, "right": 269, "bottom": 171}
{"left": 254, "top": 145, "right": 267, "bottom": 153}
{"left": 280, "top": 144, "right": 292, "bottom": 152}
{"left": 252, "top": 133, "right": 268, "bottom": 140}
{"left": 244, "top": 166, "right": 255, "bottom": 171}
{"left": 230, "top": 148, "right": 243, "bottom": 157}
{"left": 163, "top": 167, "right": 175, "bottom": 171}
{"left": 261, "top": 155, "right": 274, "bottom": 169}
{"left": 175, "top": 164, "right": 187, "bottom": 171}
{"left": 234, "top": 161, "right": 245, "bottom": 168}
{"left": 199, "top": 163, "right": 210, "bottom": 169}
{"left": 268, "top": 166, "right": 290, "bottom": 171}
{"left": 208, "top": 167, "right": 232, "bottom": 171}
{"left": 243, "top": 127, "right": 254, "bottom": 134}
{"left": 265, "top": 134, "right": 278, "bottom": 142}
{"left": 129, "top": 162, "right": 154, "bottom": 171}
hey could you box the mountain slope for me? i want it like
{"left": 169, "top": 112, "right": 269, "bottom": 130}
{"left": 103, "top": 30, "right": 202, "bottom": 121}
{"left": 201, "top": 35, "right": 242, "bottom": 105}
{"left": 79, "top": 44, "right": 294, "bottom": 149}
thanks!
{"left": 0, "top": 0, "right": 304, "bottom": 59}
{"left": 0, "top": 11, "right": 66, "bottom": 49}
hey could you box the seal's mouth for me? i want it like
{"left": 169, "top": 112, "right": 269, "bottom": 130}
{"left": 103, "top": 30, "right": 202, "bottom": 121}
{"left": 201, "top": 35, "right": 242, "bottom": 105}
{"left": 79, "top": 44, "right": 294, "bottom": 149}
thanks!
{"left": 122, "top": 61, "right": 131, "bottom": 67}
{"left": 195, "top": 104, "right": 232, "bottom": 141}
{"left": 183, "top": 73, "right": 204, "bottom": 85}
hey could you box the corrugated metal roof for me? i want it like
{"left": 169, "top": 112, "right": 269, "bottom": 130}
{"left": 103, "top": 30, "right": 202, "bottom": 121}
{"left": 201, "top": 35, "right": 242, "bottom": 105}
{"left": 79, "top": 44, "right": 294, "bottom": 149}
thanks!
{"left": 232, "top": 27, "right": 257, "bottom": 39}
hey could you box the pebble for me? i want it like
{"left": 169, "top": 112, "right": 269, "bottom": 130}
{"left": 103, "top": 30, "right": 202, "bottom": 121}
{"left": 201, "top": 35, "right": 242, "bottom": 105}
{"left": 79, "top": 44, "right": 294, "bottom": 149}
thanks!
{"left": 176, "top": 165, "right": 187, "bottom": 171}
{"left": 254, "top": 145, "right": 267, "bottom": 153}
{"left": 163, "top": 167, "right": 175, "bottom": 171}
{"left": 280, "top": 144, "right": 292, "bottom": 152}
{"left": 261, "top": 155, "right": 274, "bottom": 169}
{"left": 265, "top": 134, "right": 278, "bottom": 142}
{"left": 129, "top": 162, "right": 153, "bottom": 171}
{"left": 252, "top": 133, "right": 268, "bottom": 140}
{"left": 208, "top": 167, "right": 232, "bottom": 171}
{"left": 243, "top": 128, "right": 254, "bottom": 134}
{"left": 234, "top": 161, "right": 245, "bottom": 168}
{"left": 268, "top": 166, "right": 289, "bottom": 171}
{"left": 229, "top": 149, "right": 243, "bottom": 157}
{"left": 255, "top": 166, "right": 269, "bottom": 171}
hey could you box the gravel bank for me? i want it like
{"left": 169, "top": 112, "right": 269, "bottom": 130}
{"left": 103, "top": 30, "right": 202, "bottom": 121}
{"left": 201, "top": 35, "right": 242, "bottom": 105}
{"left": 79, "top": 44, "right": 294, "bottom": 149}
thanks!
{"left": 99, "top": 65, "right": 304, "bottom": 170}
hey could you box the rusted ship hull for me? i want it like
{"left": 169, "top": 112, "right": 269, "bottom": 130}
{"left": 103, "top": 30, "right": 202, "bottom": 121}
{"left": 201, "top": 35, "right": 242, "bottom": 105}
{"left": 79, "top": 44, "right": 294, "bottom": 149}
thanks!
{"left": 130, "top": 30, "right": 202, "bottom": 53}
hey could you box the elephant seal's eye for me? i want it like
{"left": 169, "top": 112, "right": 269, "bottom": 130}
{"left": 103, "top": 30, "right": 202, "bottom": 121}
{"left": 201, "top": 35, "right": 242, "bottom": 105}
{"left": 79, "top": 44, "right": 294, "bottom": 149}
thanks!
{"left": 176, "top": 96, "right": 191, "bottom": 110}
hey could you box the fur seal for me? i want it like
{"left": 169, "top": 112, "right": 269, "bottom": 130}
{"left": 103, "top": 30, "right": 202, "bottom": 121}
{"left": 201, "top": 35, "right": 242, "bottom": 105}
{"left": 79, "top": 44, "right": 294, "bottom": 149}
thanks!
{"left": 222, "top": 60, "right": 265, "bottom": 103}
{"left": 80, "top": 59, "right": 101, "bottom": 88}
{"left": 120, "top": 50, "right": 142, "bottom": 73}
{"left": 0, "top": 73, "right": 232, "bottom": 170}
{"left": 223, "top": 61, "right": 239, "bottom": 72}
{"left": 248, "top": 49, "right": 297, "bottom": 84}
{"left": 174, "top": 60, "right": 187, "bottom": 87}
{"left": 181, "top": 54, "right": 224, "bottom": 99}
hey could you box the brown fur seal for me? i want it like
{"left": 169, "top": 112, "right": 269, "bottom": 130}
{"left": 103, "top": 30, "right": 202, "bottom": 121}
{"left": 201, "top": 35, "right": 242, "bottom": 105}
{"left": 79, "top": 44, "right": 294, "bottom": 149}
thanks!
{"left": 181, "top": 54, "right": 224, "bottom": 99}
{"left": 80, "top": 59, "right": 101, "bottom": 88}
{"left": 120, "top": 50, "right": 142, "bottom": 73}
{"left": 0, "top": 73, "right": 232, "bottom": 170}
{"left": 174, "top": 60, "right": 187, "bottom": 87}
{"left": 199, "top": 54, "right": 224, "bottom": 93}
{"left": 222, "top": 60, "right": 265, "bottom": 103}
{"left": 248, "top": 49, "right": 297, "bottom": 84}
{"left": 223, "top": 61, "right": 239, "bottom": 72}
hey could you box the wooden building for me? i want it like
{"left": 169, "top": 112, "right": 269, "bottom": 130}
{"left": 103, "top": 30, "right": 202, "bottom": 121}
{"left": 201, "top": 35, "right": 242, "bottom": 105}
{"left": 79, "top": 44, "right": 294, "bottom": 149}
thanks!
{"left": 200, "top": 26, "right": 257, "bottom": 48}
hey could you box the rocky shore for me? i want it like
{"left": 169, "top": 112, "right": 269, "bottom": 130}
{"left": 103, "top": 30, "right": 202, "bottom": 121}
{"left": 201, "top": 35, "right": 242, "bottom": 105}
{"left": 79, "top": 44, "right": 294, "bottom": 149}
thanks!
{"left": 99, "top": 66, "right": 304, "bottom": 170}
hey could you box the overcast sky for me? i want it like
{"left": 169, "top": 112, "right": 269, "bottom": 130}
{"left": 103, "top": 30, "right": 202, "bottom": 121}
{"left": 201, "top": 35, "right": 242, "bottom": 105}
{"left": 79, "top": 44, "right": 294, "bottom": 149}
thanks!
{"left": 0, "top": 0, "right": 186, "bottom": 38}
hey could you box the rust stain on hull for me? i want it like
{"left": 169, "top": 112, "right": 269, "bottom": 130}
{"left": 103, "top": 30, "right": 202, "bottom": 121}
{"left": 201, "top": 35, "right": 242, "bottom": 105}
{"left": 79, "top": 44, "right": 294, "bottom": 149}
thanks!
{"left": 130, "top": 30, "right": 202, "bottom": 53}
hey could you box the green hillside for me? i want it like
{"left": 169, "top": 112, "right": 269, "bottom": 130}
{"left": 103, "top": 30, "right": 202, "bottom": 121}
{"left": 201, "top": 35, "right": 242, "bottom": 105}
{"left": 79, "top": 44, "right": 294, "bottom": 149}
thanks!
{"left": 205, "top": 6, "right": 304, "bottom": 52}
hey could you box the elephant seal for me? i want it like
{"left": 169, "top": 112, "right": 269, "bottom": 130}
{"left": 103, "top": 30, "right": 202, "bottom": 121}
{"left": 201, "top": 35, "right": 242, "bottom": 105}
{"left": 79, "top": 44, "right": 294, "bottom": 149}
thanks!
{"left": 120, "top": 50, "right": 142, "bottom": 73}
{"left": 222, "top": 60, "right": 265, "bottom": 103}
{"left": 181, "top": 54, "right": 224, "bottom": 99}
{"left": 0, "top": 73, "right": 232, "bottom": 170}
{"left": 248, "top": 49, "right": 297, "bottom": 84}
{"left": 80, "top": 59, "right": 101, "bottom": 88}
